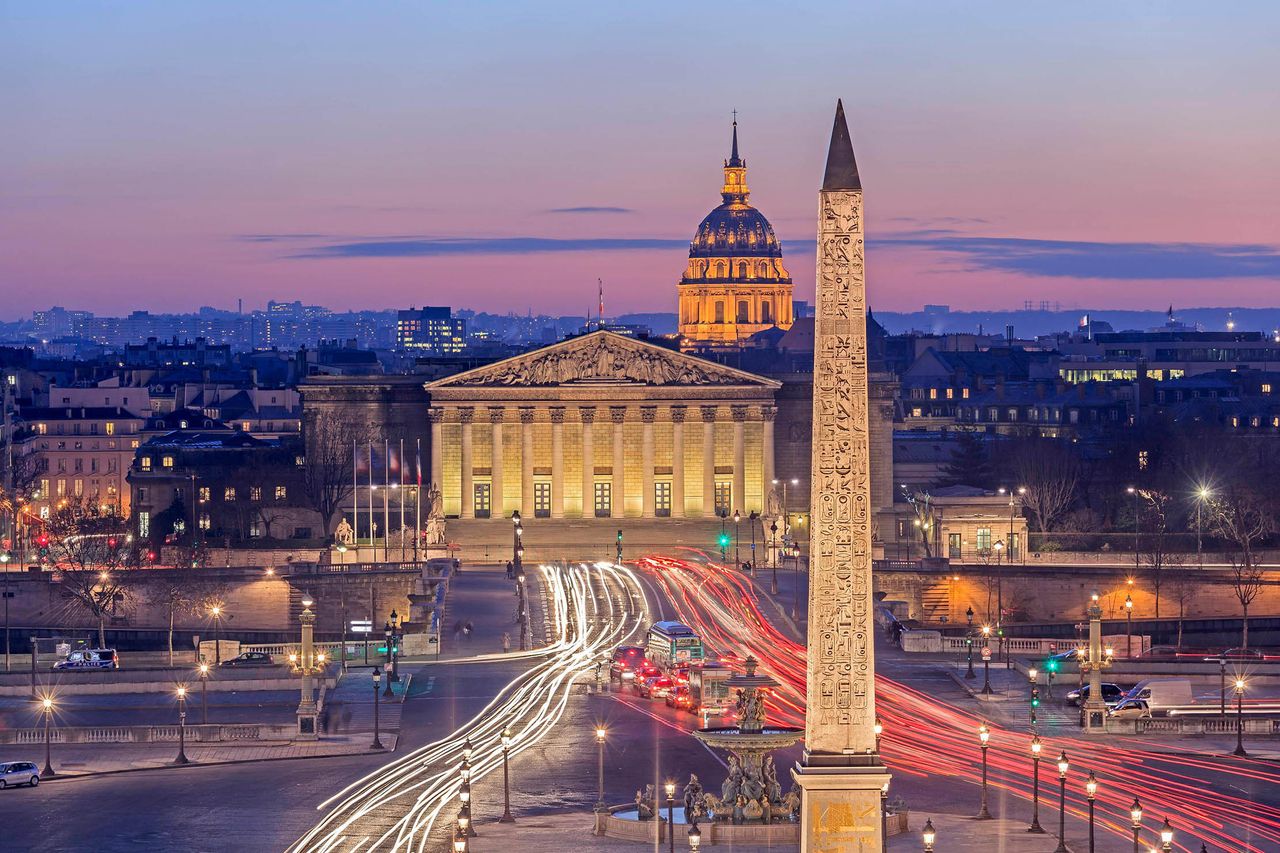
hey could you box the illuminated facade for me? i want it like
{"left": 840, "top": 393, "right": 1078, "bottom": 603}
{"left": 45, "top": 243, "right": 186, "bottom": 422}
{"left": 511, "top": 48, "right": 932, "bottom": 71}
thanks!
{"left": 396, "top": 307, "right": 467, "bottom": 353}
{"left": 678, "top": 122, "right": 793, "bottom": 348}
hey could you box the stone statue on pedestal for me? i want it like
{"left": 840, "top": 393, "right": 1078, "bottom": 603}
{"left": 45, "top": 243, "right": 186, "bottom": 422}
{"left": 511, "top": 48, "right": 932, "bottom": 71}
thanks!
{"left": 334, "top": 518, "right": 354, "bottom": 546}
{"left": 424, "top": 483, "right": 446, "bottom": 546}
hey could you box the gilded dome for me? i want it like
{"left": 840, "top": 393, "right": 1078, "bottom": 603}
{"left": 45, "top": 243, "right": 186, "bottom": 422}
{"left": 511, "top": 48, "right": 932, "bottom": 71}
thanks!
{"left": 690, "top": 204, "right": 783, "bottom": 259}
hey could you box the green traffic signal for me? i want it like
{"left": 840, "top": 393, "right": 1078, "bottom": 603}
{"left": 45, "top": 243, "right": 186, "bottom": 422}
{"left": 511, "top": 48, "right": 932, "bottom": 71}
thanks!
{"left": 718, "top": 533, "right": 730, "bottom": 548}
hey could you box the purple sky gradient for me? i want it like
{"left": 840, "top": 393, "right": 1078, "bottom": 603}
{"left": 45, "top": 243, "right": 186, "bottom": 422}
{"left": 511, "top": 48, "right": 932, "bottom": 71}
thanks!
{"left": 3, "top": 3, "right": 1279, "bottom": 318}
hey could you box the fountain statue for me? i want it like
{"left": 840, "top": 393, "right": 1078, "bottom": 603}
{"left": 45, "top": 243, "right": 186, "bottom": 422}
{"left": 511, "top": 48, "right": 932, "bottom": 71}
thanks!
{"left": 693, "top": 656, "right": 803, "bottom": 825}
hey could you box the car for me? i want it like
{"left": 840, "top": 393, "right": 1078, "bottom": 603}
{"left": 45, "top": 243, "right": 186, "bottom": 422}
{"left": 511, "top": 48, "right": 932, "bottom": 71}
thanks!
{"left": 637, "top": 675, "right": 673, "bottom": 699}
{"left": 665, "top": 684, "right": 694, "bottom": 711}
{"left": 629, "top": 665, "right": 662, "bottom": 695}
{"left": 53, "top": 648, "right": 119, "bottom": 670}
{"left": 1047, "top": 649, "right": 1082, "bottom": 663}
{"left": 1108, "top": 698, "right": 1152, "bottom": 720}
{"left": 219, "top": 651, "right": 275, "bottom": 668}
{"left": 609, "top": 646, "right": 647, "bottom": 688}
{"left": 1205, "top": 648, "right": 1264, "bottom": 662}
{"left": 1065, "top": 683, "right": 1125, "bottom": 707}
{"left": 0, "top": 762, "right": 41, "bottom": 789}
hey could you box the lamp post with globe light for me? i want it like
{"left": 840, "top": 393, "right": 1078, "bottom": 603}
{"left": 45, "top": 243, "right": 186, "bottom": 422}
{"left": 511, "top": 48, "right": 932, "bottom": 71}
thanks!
{"left": 1054, "top": 752, "right": 1070, "bottom": 853}
{"left": 665, "top": 780, "right": 676, "bottom": 853}
{"left": 965, "top": 607, "right": 976, "bottom": 679}
{"left": 1125, "top": 593, "right": 1134, "bottom": 657}
{"left": 980, "top": 625, "right": 993, "bottom": 694}
{"left": 499, "top": 726, "right": 515, "bottom": 823}
{"left": 1160, "top": 817, "right": 1174, "bottom": 852}
{"left": 976, "top": 723, "right": 993, "bottom": 819}
{"left": 1085, "top": 771, "right": 1099, "bottom": 853}
{"left": 594, "top": 727, "right": 607, "bottom": 814}
{"left": 174, "top": 686, "right": 190, "bottom": 765}
{"left": 294, "top": 595, "right": 323, "bottom": 739}
{"left": 1130, "top": 798, "right": 1143, "bottom": 853}
{"left": 1234, "top": 679, "right": 1248, "bottom": 757}
{"left": 922, "top": 818, "right": 936, "bottom": 852}
{"left": 1028, "top": 735, "right": 1045, "bottom": 834}
{"left": 39, "top": 696, "right": 56, "bottom": 777}
{"left": 198, "top": 662, "right": 210, "bottom": 724}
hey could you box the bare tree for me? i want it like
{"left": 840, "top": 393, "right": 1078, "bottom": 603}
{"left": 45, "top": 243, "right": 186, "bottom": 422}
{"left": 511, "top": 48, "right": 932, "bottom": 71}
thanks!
{"left": 1137, "top": 489, "right": 1176, "bottom": 617}
{"left": 142, "top": 567, "right": 229, "bottom": 665}
{"left": 1166, "top": 569, "right": 1199, "bottom": 649}
{"left": 301, "top": 412, "right": 371, "bottom": 538}
{"left": 900, "top": 487, "right": 937, "bottom": 559}
{"left": 1208, "top": 488, "right": 1271, "bottom": 649}
{"left": 46, "top": 499, "right": 138, "bottom": 648}
{"left": 1007, "top": 437, "right": 1080, "bottom": 532}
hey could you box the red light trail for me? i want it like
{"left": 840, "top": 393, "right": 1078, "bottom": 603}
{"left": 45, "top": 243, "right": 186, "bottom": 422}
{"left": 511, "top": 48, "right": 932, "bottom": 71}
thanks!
{"left": 632, "top": 553, "right": 1274, "bottom": 853}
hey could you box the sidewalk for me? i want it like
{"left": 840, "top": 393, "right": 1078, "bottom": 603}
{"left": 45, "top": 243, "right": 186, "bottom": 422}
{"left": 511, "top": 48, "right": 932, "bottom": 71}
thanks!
{"left": 461, "top": 810, "right": 1098, "bottom": 852}
{"left": 30, "top": 732, "right": 399, "bottom": 780}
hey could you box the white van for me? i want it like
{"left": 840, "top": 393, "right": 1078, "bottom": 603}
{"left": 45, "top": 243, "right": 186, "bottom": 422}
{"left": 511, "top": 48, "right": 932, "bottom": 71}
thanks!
{"left": 1110, "top": 679, "right": 1194, "bottom": 717}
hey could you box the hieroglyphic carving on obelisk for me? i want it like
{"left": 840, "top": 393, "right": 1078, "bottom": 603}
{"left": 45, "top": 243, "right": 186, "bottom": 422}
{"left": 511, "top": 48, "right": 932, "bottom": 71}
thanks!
{"left": 795, "top": 98, "right": 890, "bottom": 853}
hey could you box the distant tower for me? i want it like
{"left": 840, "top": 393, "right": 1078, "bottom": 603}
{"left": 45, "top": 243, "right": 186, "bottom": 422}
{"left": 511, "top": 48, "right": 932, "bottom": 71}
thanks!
{"left": 677, "top": 119, "right": 794, "bottom": 348}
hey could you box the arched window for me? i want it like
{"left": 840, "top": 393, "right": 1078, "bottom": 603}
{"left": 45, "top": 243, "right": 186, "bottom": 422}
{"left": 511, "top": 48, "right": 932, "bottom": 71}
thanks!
{"left": 714, "top": 301, "right": 725, "bottom": 323}
{"left": 737, "top": 301, "right": 749, "bottom": 323}
{"left": 716, "top": 261, "right": 726, "bottom": 278}
{"left": 758, "top": 261, "right": 768, "bottom": 278}
{"left": 738, "top": 261, "right": 748, "bottom": 279}
{"left": 761, "top": 302, "right": 772, "bottom": 324}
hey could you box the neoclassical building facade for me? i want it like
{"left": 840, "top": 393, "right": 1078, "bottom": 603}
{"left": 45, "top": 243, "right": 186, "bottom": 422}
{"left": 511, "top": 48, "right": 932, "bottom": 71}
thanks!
{"left": 425, "top": 331, "right": 780, "bottom": 520}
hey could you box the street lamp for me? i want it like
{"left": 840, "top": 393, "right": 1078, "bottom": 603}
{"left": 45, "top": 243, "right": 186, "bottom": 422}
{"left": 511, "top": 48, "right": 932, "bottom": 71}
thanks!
{"left": 1027, "top": 734, "right": 1045, "bottom": 833}
{"left": 383, "top": 620, "right": 395, "bottom": 697}
{"left": 452, "top": 825, "right": 467, "bottom": 853}
{"left": 965, "top": 607, "right": 976, "bottom": 679}
{"left": 174, "top": 686, "right": 190, "bottom": 765}
{"left": 511, "top": 510, "right": 523, "bottom": 576}
{"left": 688, "top": 819, "right": 702, "bottom": 853}
{"left": 1160, "top": 817, "right": 1174, "bottom": 852}
{"left": 39, "top": 696, "right": 56, "bottom": 777}
{"left": 209, "top": 604, "right": 223, "bottom": 665}
{"left": 1233, "top": 678, "right": 1248, "bottom": 757}
{"left": 976, "top": 723, "right": 993, "bottom": 819}
{"left": 980, "top": 625, "right": 993, "bottom": 695}
{"left": 371, "top": 667, "right": 385, "bottom": 750}
{"left": 1125, "top": 594, "right": 1134, "bottom": 658}
{"left": 499, "top": 726, "right": 516, "bottom": 823}
{"left": 594, "top": 726, "right": 607, "bottom": 813}
{"left": 665, "top": 780, "right": 676, "bottom": 853}
{"left": 1085, "top": 771, "right": 1099, "bottom": 853}
{"left": 1219, "top": 655, "right": 1227, "bottom": 719}
{"left": 733, "top": 510, "right": 741, "bottom": 567}
{"left": 874, "top": 716, "right": 883, "bottom": 752}
{"left": 1127, "top": 486, "right": 1139, "bottom": 571}
{"left": 1130, "top": 798, "right": 1143, "bottom": 853}
{"left": 922, "top": 818, "right": 936, "bottom": 852}
{"left": 198, "top": 662, "right": 210, "bottom": 724}
{"left": 769, "top": 520, "right": 779, "bottom": 594}
{"left": 1054, "top": 751, "right": 1070, "bottom": 853}
{"left": 1195, "top": 486, "right": 1211, "bottom": 570}
{"left": 516, "top": 571, "right": 527, "bottom": 651}
{"left": 880, "top": 780, "right": 889, "bottom": 850}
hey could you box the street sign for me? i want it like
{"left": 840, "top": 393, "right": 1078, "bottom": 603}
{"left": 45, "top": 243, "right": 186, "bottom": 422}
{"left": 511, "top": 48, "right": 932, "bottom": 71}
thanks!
{"left": 981, "top": 647, "right": 992, "bottom": 660}
{"left": 350, "top": 620, "right": 373, "bottom": 634}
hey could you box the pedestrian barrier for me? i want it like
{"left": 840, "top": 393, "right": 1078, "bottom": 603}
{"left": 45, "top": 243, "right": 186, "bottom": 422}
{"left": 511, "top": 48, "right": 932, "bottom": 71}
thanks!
{"left": 0, "top": 723, "right": 298, "bottom": 745}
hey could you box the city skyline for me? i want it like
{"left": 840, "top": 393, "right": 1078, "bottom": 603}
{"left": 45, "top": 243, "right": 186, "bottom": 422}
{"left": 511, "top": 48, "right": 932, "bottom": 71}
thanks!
{"left": 4, "top": 5, "right": 1279, "bottom": 317}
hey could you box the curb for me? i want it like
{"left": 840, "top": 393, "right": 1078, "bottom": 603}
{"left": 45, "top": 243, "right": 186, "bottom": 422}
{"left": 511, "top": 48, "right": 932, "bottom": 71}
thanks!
{"left": 40, "top": 737, "right": 400, "bottom": 783}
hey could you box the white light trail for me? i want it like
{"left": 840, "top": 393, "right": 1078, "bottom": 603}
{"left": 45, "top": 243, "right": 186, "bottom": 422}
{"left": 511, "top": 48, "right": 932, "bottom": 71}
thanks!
{"left": 289, "top": 561, "right": 648, "bottom": 853}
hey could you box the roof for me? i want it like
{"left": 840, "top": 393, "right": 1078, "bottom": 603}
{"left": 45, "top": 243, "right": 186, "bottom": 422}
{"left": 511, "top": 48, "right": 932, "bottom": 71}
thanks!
{"left": 822, "top": 99, "right": 861, "bottom": 191}
{"left": 20, "top": 406, "right": 143, "bottom": 421}
{"left": 141, "top": 430, "right": 271, "bottom": 450}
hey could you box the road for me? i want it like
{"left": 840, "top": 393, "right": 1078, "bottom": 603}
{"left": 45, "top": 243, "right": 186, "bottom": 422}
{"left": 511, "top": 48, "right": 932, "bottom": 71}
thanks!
{"left": 631, "top": 553, "right": 1280, "bottom": 853}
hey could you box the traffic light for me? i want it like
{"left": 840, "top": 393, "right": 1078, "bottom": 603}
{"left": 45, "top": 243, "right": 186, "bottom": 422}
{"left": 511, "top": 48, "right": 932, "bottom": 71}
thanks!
{"left": 616, "top": 529, "right": 623, "bottom": 562}
{"left": 1045, "top": 658, "right": 1059, "bottom": 674}
{"left": 1030, "top": 687, "right": 1041, "bottom": 708}
{"left": 718, "top": 532, "right": 730, "bottom": 550}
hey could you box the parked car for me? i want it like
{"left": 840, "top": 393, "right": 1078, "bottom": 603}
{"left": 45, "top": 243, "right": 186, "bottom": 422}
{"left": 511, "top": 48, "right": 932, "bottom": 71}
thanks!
{"left": 1065, "top": 683, "right": 1125, "bottom": 707}
{"left": 609, "top": 646, "right": 647, "bottom": 689}
{"left": 219, "top": 651, "right": 275, "bottom": 668}
{"left": 665, "top": 683, "right": 694, "bottom": 711}
{"left": 0, "top": 762, "right": 40, "bottom": 789}
{"left": 53, "top": 648, "right": 119, "bottom": 670}
{"left": 637, "top": 675, "right": 673, "bottom": 699}
{"left": 1047, "top": 649, "right": 1082, "bottom": 664}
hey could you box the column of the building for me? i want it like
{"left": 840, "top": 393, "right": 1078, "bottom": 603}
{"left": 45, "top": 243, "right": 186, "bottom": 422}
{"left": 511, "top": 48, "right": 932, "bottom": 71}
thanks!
{"left": 459, "top": 407, "right": 474, "bottom": 519}
{"left": 489, "top": 407, "right": 505, "bottom": 519}
{"left": 610, "top": 406, "right": 626, "bottom": 519}
{"left": 519, "top": 407, "right": 535, "bottom": 517}
{"left": 549, "top": 407, "right": 565, "bottom": 518}
{"left": 640, "top": 406, "right": 656, "bottom": 518}
{"left": 761, "top": 404, "right": 776, "bottom": 507}
{"left": 580, "top": 407, "right": 595, "bottom": 518}
{"left": 732, "top": 405, "right": 747, "bottom": 514}
{"left": 428, "top": 406, "right": 444, "bottom": 491}
{"left": 701, "top": 405, "right": 717, "bottom": 517}
{"left": 670, "top": 405, "right": 686, "bottom": 518}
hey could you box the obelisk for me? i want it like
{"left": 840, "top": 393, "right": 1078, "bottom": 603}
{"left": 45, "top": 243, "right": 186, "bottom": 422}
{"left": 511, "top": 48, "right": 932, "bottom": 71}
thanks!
{"left": 794, "top": 99, "right": 891, "bottom": 852}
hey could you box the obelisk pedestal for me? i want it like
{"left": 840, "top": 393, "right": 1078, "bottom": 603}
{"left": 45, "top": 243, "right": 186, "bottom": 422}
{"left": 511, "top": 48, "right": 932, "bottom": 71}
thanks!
{"left": 793, "top": 99, "right": 891, "bottom": 852}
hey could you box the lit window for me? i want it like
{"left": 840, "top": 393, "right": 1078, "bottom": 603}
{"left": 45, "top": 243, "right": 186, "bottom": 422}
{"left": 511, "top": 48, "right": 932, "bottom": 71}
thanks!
{"left": 1263, "top": 384, "right": 1272, "bottom": 394}
{"left": 274, "top": 485, "right": 287, "bottom": 501}
{"left": 162, "top": 456, "right": 175, "bottom": 468}
{"left": 105, "top": 422, "right": 115, "bottom": 436}
{"left": 37, "top": 423, "right": 47, "bottom": 435}
{"left": 250, "top": 486, "right": 262, "bottom": 501}
{"left": 138, "top": 511, "right": 150, "bottom": 538}
{"left": 198, "top": 512, "right": 211, "bottom": 530}
{"left": 929, "top": 388, "right": 937, "bottom": 400}
{"left": 199, "top": 487, "right": 210, "bottom": 503}
{"left": 140, "top": 457, "right": 152, "bottom": 472}
{"left": 249, "top": 520, "right": 263, "bottom": 538}
{"left": 224, "top": 487, "right": 236, "bottom": 502}
{"left": 945, "top": 388, "right": 954, "bottom": 400}
{"left": 962, "top": 388, "right": 970, "bottom": 399}
{"left": 1138, "top": 450, "right": 1149, "bottom": 470}
{"left": 911, "top": 407, "right": 923, "bottom": 417}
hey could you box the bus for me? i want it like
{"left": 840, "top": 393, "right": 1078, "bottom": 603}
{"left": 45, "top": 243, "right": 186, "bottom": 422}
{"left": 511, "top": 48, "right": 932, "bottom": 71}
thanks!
{"left": 645, "top": 621, "right": 704, "bottom": 672}
{"left": 688, "top": 661, "right": 735, "bottom": 719}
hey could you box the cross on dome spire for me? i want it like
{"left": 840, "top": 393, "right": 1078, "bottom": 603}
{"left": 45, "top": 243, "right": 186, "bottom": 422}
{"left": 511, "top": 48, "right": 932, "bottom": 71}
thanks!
{"left": 722, "top": 114, "right": 748, "bottom": 201}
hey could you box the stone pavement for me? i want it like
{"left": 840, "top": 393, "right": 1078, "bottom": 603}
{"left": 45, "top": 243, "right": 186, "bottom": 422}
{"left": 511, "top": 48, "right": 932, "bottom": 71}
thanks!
{"left": 28, "top": 732, "right": 399, "bottom": 779}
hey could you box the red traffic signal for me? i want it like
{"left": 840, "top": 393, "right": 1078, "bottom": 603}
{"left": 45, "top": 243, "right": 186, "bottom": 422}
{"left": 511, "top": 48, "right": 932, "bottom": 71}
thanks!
{"left": 107, "top": 538, "right": 117, "bottom": 548}
{"left": 37, "top": 534, "right": 50, "bottom": 547}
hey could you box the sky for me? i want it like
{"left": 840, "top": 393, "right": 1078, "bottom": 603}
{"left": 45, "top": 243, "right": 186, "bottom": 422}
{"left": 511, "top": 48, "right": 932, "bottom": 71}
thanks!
{"left": 3, "top": 2, "right": 1280, "bottom": 319}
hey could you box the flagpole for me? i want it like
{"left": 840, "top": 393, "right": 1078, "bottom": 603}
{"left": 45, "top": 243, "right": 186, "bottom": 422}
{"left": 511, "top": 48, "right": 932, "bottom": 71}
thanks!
{"left": 382, "top": 438, "right": 390, "bottom": 562}
{"left": 415, "top": 437, "right": 422, "bottom": 562}
{"left": 367, "top": 441, "right": 375, "bottom": 559}
{"left": 399, "top": 437, "right": 406, "bottom": 562}
{"left": 352, "top": 439, "right": 358, "bottom": 549}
